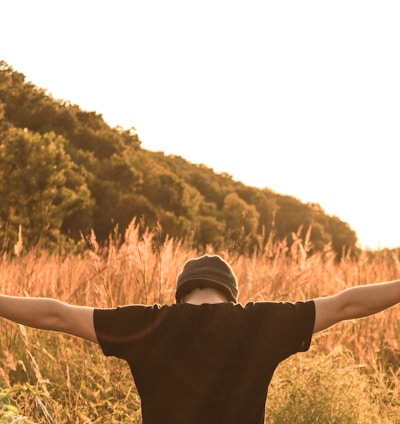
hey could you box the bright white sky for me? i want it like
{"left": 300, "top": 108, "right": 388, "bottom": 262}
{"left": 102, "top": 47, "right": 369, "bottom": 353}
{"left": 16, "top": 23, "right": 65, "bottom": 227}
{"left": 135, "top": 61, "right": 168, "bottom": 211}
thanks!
{"left": 1, "top": 0, "right": 399, "bottom": 250}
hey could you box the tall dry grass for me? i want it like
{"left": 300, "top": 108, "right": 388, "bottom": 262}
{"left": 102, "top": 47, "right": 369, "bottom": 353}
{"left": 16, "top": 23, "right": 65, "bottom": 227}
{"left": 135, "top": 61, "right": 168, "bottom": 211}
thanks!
{"left": 1, "top": 220, "right": 400, "bottom": 422}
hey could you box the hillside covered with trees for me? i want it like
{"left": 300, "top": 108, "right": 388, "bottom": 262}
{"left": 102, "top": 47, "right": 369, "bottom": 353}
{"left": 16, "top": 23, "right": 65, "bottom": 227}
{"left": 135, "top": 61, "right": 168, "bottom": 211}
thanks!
{"left": 0, "top": 61, "right": 358, "bottom": 257}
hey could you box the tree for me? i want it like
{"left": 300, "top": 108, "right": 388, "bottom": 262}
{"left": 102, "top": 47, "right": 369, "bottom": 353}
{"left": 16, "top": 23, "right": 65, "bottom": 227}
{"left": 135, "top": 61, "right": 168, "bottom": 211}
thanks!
{"left": 221, "top": 192, "right": 260, "bottom": 253}
{"left": 195, "top": 216, "right": 226, "bottom": 250}
{"left": 143, "top": 171, "right": 202, "bottom": 219}
{"left": 324, "top": 215, "right": 360, "bottom": 259}
{"left": 0, "top": 127, "right": 92, "bottom": 248}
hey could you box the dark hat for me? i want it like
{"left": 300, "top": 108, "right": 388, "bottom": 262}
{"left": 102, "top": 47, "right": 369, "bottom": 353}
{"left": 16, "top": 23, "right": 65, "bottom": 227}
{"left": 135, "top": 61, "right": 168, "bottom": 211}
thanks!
{"left": 175, "top": 254, "right": 239, "bottom": 303}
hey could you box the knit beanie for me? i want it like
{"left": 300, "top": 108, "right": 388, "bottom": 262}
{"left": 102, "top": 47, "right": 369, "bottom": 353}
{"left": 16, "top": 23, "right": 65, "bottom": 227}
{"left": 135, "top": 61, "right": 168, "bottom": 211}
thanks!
{"left": 175, "top": 254, "right": 239, "bottom": 303}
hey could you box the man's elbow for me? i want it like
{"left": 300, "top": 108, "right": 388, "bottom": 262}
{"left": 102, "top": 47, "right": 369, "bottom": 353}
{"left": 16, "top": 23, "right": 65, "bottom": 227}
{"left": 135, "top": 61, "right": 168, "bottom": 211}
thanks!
{"left": 338, "top": 288, "right": 379, "bottom": 321}
{"left": 43, "top": 300, "right": 70, "bottom": 332}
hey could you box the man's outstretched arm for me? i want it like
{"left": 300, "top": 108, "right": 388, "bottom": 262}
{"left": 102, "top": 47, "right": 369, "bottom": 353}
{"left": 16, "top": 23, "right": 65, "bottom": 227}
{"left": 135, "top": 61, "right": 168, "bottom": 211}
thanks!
{"left": 0, "top": 295, "right": 98, "bottom": 343}
{"left": 313, "top": 279, "right": 400, "bottom": 333}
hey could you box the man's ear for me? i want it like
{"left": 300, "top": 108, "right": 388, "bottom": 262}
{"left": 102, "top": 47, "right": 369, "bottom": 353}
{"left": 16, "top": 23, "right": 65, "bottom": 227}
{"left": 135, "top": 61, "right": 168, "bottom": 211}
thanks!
{"left": 180, "top": 291, "right": 190, "bottom": 303}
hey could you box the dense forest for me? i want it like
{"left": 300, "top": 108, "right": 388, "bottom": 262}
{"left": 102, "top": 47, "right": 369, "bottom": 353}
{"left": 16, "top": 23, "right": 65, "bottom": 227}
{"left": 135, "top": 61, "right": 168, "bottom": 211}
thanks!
{"left": 0, "top": 61, "right": 359, "bottom": 257}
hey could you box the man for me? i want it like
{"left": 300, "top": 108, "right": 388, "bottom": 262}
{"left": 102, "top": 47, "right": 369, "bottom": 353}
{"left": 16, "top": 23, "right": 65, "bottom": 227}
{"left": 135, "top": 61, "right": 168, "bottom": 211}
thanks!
{"left": 1, "top": 254, "right": 400, "bottom": 423}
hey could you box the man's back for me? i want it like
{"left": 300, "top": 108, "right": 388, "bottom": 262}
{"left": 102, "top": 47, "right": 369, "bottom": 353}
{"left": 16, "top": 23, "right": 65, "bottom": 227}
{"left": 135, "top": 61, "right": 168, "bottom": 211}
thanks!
{"left": 94, "top": 301, "right": 315, "bottom": 423}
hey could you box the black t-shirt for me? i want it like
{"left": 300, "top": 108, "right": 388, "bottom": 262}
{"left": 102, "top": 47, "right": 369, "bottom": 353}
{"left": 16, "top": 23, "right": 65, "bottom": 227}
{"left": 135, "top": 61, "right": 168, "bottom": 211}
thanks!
{"left": 94, "top": 301, "right": 315, "bottom": 424}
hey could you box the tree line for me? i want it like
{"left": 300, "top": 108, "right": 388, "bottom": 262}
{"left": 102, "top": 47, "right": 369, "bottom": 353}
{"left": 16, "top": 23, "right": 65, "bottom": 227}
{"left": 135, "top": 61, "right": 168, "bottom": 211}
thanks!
{"left": 0, "top": 61, "right": 359, "bottom": 257}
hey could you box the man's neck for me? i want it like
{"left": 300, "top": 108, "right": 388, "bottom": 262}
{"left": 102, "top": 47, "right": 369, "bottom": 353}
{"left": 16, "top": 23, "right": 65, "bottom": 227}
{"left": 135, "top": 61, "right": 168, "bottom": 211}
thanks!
{"left": 182, "top": 287, "right": 229, "bottom": 305}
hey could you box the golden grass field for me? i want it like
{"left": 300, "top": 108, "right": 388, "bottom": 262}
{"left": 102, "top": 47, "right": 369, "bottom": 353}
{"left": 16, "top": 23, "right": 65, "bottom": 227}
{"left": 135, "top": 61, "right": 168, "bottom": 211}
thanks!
{"left": 1, "top": 221, "right": 400, "bottom": 423}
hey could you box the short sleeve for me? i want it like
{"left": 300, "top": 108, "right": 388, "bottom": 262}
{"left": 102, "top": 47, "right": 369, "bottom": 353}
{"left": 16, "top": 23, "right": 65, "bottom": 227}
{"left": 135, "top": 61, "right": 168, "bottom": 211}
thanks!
{"left": 94, "top": 304, "right": 167, "bottom": 358}
{"left": 246, "top": 300, "right": 315, "bottom": 359}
